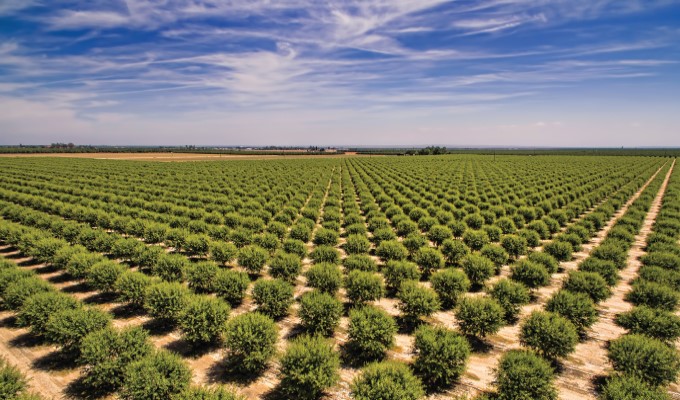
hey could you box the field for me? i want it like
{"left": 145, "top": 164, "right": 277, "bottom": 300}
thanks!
{"left": 0, "top": 152, "right": 367, "bottom": 161}
{"left": 0, "top": 154, "right": 679, "bottom": 400}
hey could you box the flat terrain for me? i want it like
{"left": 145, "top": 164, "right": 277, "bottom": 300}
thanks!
{"left": 0, "top": 154, "right": 677, "bottom": 399}
{"left": 0, "top": 152, "right": 368, "bottom": 161}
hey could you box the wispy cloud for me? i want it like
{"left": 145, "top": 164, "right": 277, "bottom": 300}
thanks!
{"left": 1, "top": 0, "right": 679, "bottom": 145}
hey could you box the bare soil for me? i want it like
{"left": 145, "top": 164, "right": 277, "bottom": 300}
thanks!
{"left": 557, "top": 160, "right": 675, "bottom": 400}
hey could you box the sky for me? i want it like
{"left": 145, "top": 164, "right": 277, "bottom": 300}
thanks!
{"left": 1, "top": 0, "right": 680, "bottom": 147}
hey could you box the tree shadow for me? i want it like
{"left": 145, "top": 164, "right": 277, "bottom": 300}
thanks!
{"left": 109, "top": 303, "right": 145, "bottom": 319}
{"left": 283, "top": 323, "right": 306, "bottom": 341}
{"left": 592, "top": 374, "right": 609, "bottom": 396}
{"left": 397, "top": 315, "right": 432, "bottom": 335}
{"left": 9, "top": 331, "right": 48, "bottom": 348}
{"left": 48, "top": 272, "right": 75, "bottom": 284}
{"left": 4, "top": 252, "right": 25, "bottom": 260}
{"left": 163, "top": 337, "right": 220, "bottom": 359}
{"left": 206, "top": 356, "right": 265, "bottom": 386}
{"left": 141, "top": 318, "right": 176, "bottom": 336}
{"left": 64, "top": 375, "right": 113, "bottom": 400}
{"left": 0, "top": 245, "right": 19, "bottom": 253}
{"left": 61, "top": 281, "right": 92, "bottom": 294}
{"left": 33, "top": 348, "right": 80, "bottom": 372}
{"left": 339, "top": 341, "right": 383, "bottom": 369}
{"left": 83, "top": 292, "right": 118, "bottom": 305}
{"left": 0, "top": 314, "right": 18, "bottom": 328}
{"left": 466, "top": 335, "right": 493, "bottom": 353}
{"left": 18, "top": 258, "right": 42, "bottom": 267}
{"left": 32, "top": 264, "right": 59, "bottom": 274}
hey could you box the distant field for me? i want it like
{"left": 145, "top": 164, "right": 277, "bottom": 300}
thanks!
{"left": 0, "top": 151, "right": 366, "bottom": 161}
{"left": 0, "top": 154, "right": 678, "bottom": 400}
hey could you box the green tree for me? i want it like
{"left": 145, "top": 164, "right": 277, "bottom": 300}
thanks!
{"left": 279, "top": 335, "right": 340, "bottom": 399}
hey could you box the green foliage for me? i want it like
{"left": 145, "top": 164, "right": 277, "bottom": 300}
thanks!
{"left": 89, "top": 260, "right": 126, "bottom": 293}
{"left": 144, "top": 281, "right": 191, "bottom": 322}
{"left": 45, "top": 307, "right": 112, "bottom": 353}
{"left": 17, "top": 291, "right": 80, "bottom": 335}
{"left": 578, "top": 258, "right": 618, "bottom": 286}
{"left": 413, "top": 247, "right": 445, "bottom": 277}
{"left": 403, "top": 233, "right": 427, "bottom": 255}
{"left": 545, "top": 290, "right": 598, "bottom": 336}
{"left": 462, "top": 229, "right": 489, "bottom": 251}
{"left": 461, "top": 254, "right": 495, "bottom": 288}
{"left": 0, "top": 358, "right": 28, "bottom": 399}
{"left": 310, "top": 245, "right": 341, "bottom": 264}
{"left": 495, "top": 350, "right": 556, "bottom": 400}
{"left": 383, "top": 260, "right": 421, "bottom": 294}
{"left": 66, "top": 251, "right": 104, "bottom": 280}
{"left": 562, "top": 271, "right": 611, "bottom": 302}
{"left": 115, "top": 271, "right": 154, "bottom": 307}
{"left": 209, "top": 241, "right": 238, "bottom": 265}
{"left": 173, "top": 386, "right": 244, "bottom": 400}
{"left": 608, "top": 334, "right": 680, "bottom": 386}
{"left": 238, "top": 245, "right": 269, "bottom": 274}
{"left": 428, "top": 225, "right": 453, "bottom": 246}
{"left": 626, "top": 280, "right": 679, "bottom": 311}
{"left": 345, "top": 270, "right": 384, "bottom": 304}
{"left": 305, "top": 263, "right": 342, "bottom": 294}
{"left": 283, "top": 239, "right": 307, "bottom": 259}
{"left": 600, "top": 374, "right": 671, "bottom": 400}
{"left": 376, "top": 240, "right": 408, "bottom": 262}
{"left": 122, "top": 350, "right": 191, "bottom": 400}
{"left": 299, "top": 290, "right": 343, "bottom": 336}
{"left": 279, "top": 335, "right": 340, "bottom": 399}
{"left": 413, "top": 325, "right": 470, "bottom": 388}
{"left": 268, "top": 251, "right": 302, "bottom": 283}
{"left": 615, "top": 306, "right": 680, "bottom": 342}
{"left": 638, "top": 266, "right": 680, "bottom": 291}
{"left": 430, "top": 268, "right": 470, "bottom": 309}
{"left": 641, "top": 252, "right": 680, "bottom": 271}
{"left": 345, "top": 234, "right": 371, "bottom": 255}
{"left": 348, "top": 306, "right": 397, "bottom": 361}
{"left": 214, "top": 269, "right": 250, "bottom": 305}
{"left": 224, "top": 312, "right": 278, "bottom": 373}
{"left": 313, "top": 228, "right": 339, "bottom": 246}
{"left": 488, "top": 278, "right": 530, "bottom": 322}
{"left": 511, "top": 260, "right": 549, "bottom": 289}
{"left": 543, "top": 241, "right": 573, "bottom": 262}
{"left": 519, "top": 229, "right": 541, "bottom": 248}
{"left": 343, "top": 254, "right": 377, "bottom": 272}
{"left": 440, "top": 239, "right": 470, "bottom": 266}
{"left": 520, "top": 311, "right": 578, "bottom": 359}
{"left": 153, "top": 253, "right": 189, "bottom": 282}
{"left": 397, "top": 281, "right": 440, "bottom": 323}
{"left": 501, "top": 235, "right": 527, "bottom": 258}
{"left": 186, "top": 261, "right": 219, "bottom": 293}
{"left": 527, "top": 251, "right": 559, "bottom": 274}
{"left": 252, "top": 278, "right": 294, "bottom": 319}
{"left": 591, "top": 242, "right": 629, "bottom": 269}
{"left": 351, "top": 361, "right": 424, "bottom": 400}
{"left": 179, "top": 296, "right": 230, "bottom": 345}
{"left": 80, "top": 326, "right": 153, "bottom": 391}
{"left": 30, "top": 237, "right": 67, "bottom": 263}
{"left": 455, "top": 297, "right": 504, "bottom": 338}
{"left": 2, "top": 277, "right": 53, "bottom": 311}
{"left": 185, "top": 234, "right": 211, "bottom": 256}
{"left": 480, "top": 244, "right": 509, "bottom": 272}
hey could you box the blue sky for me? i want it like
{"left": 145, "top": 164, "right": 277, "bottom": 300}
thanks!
{"left": 1, "top": 0, "right": 680, "bottom": 147}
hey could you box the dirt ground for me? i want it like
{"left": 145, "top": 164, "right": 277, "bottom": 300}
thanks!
{"left": 0, "top": 152, "right": 378, "bottom": 162}
{"left": 0, "top": 162, "right": 675, "bottom": 400}
{"left": 556, "top": 160, "right": 675, "bottom": 400}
